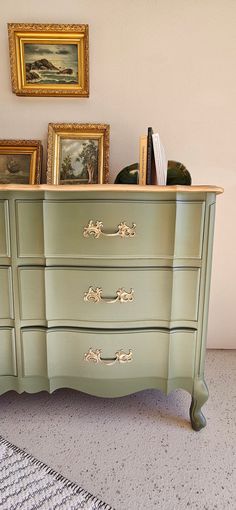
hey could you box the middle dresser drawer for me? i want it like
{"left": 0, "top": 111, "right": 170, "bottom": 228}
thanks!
{"left": 18, "top": 267, "right": 200, "bottom": 328}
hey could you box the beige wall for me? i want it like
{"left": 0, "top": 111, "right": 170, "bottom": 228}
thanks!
{"left": 0, "top": 0, "right": 235, "bottom": 347}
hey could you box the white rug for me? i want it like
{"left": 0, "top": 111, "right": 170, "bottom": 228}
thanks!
{"left": 0, "top": 436, "right": 113, "bottom": 510}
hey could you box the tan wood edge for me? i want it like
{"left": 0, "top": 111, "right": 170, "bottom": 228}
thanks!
{"left": 0, "top": 184, "right": 223, "bottom": 194}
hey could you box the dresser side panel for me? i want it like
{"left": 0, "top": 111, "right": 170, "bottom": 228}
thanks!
{"left": 0, "top": 328, "right": 17, "bottom": 376}
{"left": 21, "top": 329, "right": 47, "bottom": 377}
{"left": 195, "top": 200, "right": 216, "bottom": 377}
{"left": 0, "top": 200, "right": 11, "bottom": 260}
{"left": 16, "top": 200, "right": 44, "bottom": 258}
{"left": 18, "top": 267, "right": 46, "bottom": 321}
{"left": 174, "top": 201, "right": 205, "bottom": 259}
{"left": 0, "top": 267, "right": 14, "bottom": 319}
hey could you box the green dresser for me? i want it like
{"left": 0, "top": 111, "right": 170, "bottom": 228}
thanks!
{"left": 0, "top": 184, "right": 223, "bottom": 430}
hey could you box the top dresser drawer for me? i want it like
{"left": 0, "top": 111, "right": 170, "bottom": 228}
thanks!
{"left": 15, "top": 199, "right": 205, "bottom": 262}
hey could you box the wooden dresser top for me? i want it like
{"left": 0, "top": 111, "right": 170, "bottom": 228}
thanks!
{"left": 0, "top": 184, "right": 224, "bottom": 194}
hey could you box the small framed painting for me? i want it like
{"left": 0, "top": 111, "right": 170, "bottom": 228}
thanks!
{"left": 0, "top": 140, "right": 42, "bottom": 184}
{"left": 47, "top": 123, "right": 110, "bottom": 185}
{"left": 8, "top": 23, "right": 89, "bottom": 97}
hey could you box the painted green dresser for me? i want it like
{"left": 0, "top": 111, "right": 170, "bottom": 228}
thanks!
{"left": 0, "top": 184, "right": 223, "bottom": 430}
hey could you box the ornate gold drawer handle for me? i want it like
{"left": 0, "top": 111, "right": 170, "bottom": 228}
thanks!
{"left": 84, "top": 287, "right": 134, "bottom": 304}
{"left": 83, "top": 220, "right": 136, "bottom": 238}
{"left": 84, "top": 348, "right": 133, "bottom": 366}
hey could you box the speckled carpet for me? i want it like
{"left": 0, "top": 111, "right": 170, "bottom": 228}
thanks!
{"left": 0, "top": 436, "right": 113, "bottom": 510}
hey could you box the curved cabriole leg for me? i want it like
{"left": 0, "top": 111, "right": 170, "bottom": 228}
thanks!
{"left": 190, "top": 379, "right": 209, "bottom": 431}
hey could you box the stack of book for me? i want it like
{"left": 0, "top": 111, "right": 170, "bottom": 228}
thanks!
{"left": 139, "top": 127, "right": 167, "bottom": 185}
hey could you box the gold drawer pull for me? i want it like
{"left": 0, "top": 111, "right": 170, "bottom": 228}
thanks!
{"left": 83, "top": 220, "right": 136, "bottom": 238}
{"left": 84, "top": 287, "right": 134, "bottom": 304}
{"left": 84, "top": 348, "right": 133, "bottom": 366}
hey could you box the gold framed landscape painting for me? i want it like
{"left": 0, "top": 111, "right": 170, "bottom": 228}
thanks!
{"left": 0, "top": 140, "right": 42, "bottom": 184}
{"left": 8, "top": 23, "right": 89, "bottom": 97}
{"left": 47, "top": 123, "right": 110, "bottom": 185}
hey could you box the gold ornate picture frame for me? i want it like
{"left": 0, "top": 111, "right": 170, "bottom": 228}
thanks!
{"left": 0, "top": 140, "right": 42, "bottom": 184}
{"left": 8, "top": 23, "right": 89, "bottom": 97}
{"left": 47, "top": 123, "right": 110, "bottom": 185}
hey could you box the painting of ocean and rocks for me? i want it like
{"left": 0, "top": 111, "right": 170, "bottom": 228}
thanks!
{"left": 24, "top": 43, "right": 78, "bottom": 85}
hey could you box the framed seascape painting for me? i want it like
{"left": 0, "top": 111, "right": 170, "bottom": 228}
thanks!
{"left": 0, "top": 140, "right": 42, "bottom": 184}
{"left": 47, "top": 124, "right": 110, "bottom": 185}
{"left": 8, "top": 23, "right": 89, "bottom": 97}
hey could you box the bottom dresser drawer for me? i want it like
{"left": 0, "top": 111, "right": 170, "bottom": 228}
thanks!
{"left": 21, "top": 328, "right": 196, "bottom": 380}
{"left": 0, "top": 328, "right": 17, "bottom": 376}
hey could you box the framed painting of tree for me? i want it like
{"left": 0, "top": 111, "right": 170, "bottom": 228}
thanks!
{"left": 47, "top": 123, "right": 110, "bottom": 185}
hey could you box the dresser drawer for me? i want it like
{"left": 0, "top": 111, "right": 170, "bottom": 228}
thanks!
{"left": 0, "top": 200, "right": 10, "bottom": 261}
{"left": 16, "top": 199, "right": 205, "bottom": 262}
{"left": 21, "top": 328, "right": 196, "bottom": 380}
{"left": 0, "top": 268, "right": 13, "bottom": 320}
{"left": 0, "top": 328, "right": 17, "bottom": 376}
{"left": 18, "top": 267, "right": 200, "bottom": 327}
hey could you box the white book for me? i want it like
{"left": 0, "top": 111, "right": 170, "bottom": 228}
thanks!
{"left": 152, "top": 133, "right": 167, "bottom": 185}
